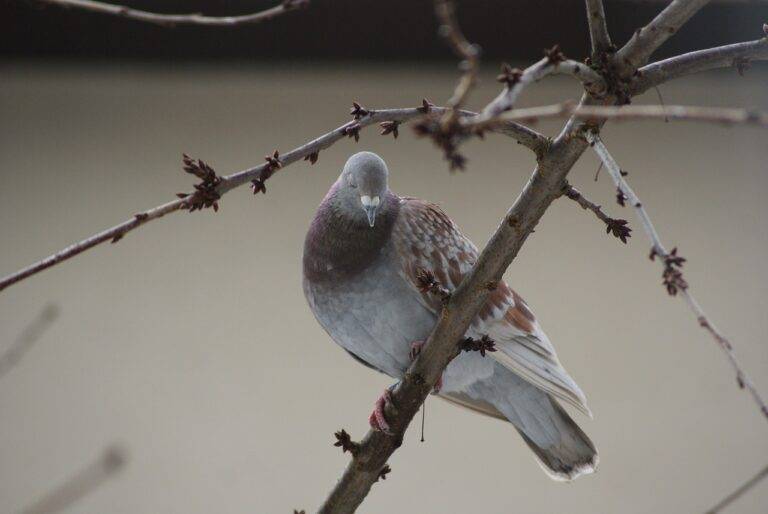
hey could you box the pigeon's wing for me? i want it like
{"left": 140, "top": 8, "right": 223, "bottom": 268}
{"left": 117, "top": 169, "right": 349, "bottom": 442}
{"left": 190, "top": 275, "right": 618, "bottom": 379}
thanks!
{"left": 391, "top": 197, "right": 591, "bottom": 416}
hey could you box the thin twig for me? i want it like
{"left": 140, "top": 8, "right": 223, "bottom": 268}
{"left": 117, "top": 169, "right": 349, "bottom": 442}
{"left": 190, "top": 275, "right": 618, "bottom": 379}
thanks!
{"left": 0, "top": 105, "right": 544, "bottom": 293}
{"left": 705, "top": 464, "right": 768, "bottom": 514}
{"left": 0, "top": 304, "right": 59, "bottom": 379}
{"left": 21, "top": 445, "right": 127, "bottom": 514}
{"left": 616, "top": 0, "right": 713, "bottom": 74}
{"left": 32, "top": 0, "right": 309, "bottom": 27}
{"left": 632, "top": 38, "right": 768, "bottom": 95}
{"left": 434, "top": 0, "right": 480, "bottom": 110}
{"left": 585, "top": 0, "right": 613, "bottom": 55}
{"left": 564, "top": 185, "right": 632, "bottom": 243}
{"left": 427, "top": 0, "right": 483, "bottom": 170}
{"left": 587, "top": 132, "right": 768, "bottom": 422}
{"left": 490, "top": 102, "right": 768, "bottom": 129}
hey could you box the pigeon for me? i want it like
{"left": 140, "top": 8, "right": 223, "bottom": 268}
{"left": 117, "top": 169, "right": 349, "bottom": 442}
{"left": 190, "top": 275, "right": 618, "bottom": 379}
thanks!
{"left": 303, "top": 151, "right": 597, "bottom": 480}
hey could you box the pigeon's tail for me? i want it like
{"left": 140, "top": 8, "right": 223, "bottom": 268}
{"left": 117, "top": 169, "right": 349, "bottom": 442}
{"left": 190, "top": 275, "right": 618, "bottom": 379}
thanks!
{"left": 442, "top": 365, "right": 597, "bottom": 481}
{"left": 513, "top": 398, "right": 597, "bottom": 481}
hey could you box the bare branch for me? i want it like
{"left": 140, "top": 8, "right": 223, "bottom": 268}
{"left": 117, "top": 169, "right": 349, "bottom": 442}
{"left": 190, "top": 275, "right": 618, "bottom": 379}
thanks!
{"left": 475, "top": 53, "right": 607, "bottom": 125}
{"left": 490, "top": 102, "right": 768, "bottom": 129}
{"left": 564, "top": 185, "right": 632, "bottom": 243}
{"left": 585, "top": 0, "right": 614, "bottom": 55}
{"left": 434, "top": 0, "right": 480, "bottom": 110}
{"left": 413, "top": 42, "right": 605, "bottom": 170}
{"left": 706, "top": 464, "right": 768, "bottom": 514}
{"left": 587, "top": 132, "right": 768, "bottom": 422}
{"left": 632, "top": 38, "right": 768, "bottom": 95}
{"left": 21, "top": 445, "right": 127, "bottom": 514}
{"left": 0, "top": 105, "right": 544, "bottom": 293}
{"left": 0, "top": 304, "right": 59, "bottom": 380}
{"left": 615, "top": 0, "right": 713, "bottom": 74}
{"left": 32, "top": 0, "right": 309, "bottom": 27}
{"left": 426, "top": 0, "right": 483, "bottom": 170}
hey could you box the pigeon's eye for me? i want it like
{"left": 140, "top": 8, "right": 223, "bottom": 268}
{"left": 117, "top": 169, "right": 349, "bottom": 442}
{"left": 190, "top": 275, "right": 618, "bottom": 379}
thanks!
{"left": 349, "top": 182, "right": 357, "bottom": 189}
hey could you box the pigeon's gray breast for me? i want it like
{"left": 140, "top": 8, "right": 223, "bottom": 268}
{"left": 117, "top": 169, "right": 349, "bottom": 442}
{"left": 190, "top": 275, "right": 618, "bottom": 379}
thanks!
{"left": 303, "top": 241, "right": 437, "bottom": 378}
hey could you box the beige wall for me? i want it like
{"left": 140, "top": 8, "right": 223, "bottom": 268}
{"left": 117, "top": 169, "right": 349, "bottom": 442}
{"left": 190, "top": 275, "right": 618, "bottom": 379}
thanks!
{"left": 1, "top": 63, "right": 767, "bottom": 513}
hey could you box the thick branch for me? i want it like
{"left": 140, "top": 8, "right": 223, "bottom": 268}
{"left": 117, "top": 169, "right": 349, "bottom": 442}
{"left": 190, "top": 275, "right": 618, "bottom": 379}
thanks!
{"left": 318, "top": 89, "right": 607, "bottom": 512}
{"left": 33, "top": 0, "right": 308, "bottom": 27}
{"left": 0, "top": 106, "right": 544, "bottom": 293}
{"left": 585, "top": 0, "right": 613, "bottom": 55}
{"left": 587, "top": 132, "right": 768, "bottom": 422}
{"left": 491, "top": 102, "right": 768, "bottom": 129}
{"left": 615, "top": 0, "right": 712, "bottom": 73}
{"left": 631, "top": 38, "right": 768, "bottom": 95}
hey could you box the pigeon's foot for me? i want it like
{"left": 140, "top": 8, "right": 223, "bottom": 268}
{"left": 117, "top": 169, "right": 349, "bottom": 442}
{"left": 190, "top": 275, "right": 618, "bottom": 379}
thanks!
{"left": 409, "top": 340, "right": 442, "bottom": 394}
{"left": 368, "top": 389, "right": 394, "bottom": 435}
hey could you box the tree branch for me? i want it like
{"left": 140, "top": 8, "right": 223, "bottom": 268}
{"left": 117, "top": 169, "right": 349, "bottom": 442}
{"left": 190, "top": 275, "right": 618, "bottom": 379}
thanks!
{"left": 0, "top": 106, "right": 544, "bottom": 293}
{"left": 10, "top": 2, "right": 766, "bottom": 512}
{"left": 585, "top": 0, "right": 614, "bottom": 55}
{"left": 21, "top": 445, "right": 127, "bottom": 514}
{"left": 586, "top": 132, "right": 768, "bottom": 422}
{"left": 469, "top": 51, "right": 606, "bottom": 130}
{"left": 564, "top": 184, "right": 632, "bottom": 243}
{"left": 615, "top": 0, "right": 713, "bottom": 74}
{"left": 0, "top": 304, "right": 59, "bottom": 380}
{"left": 319, "top": 115, "right": 599, "bottom": 513}
{"left": 474, "top": 54, "right": 607, "bottom": 125}
{"left": 32, "top": 0, "right": 309, "bottom": 27}
{"left": 319, "top": 1, "right": 763, "bottom": 503}
{"left": 631, "top": 38, "right": 768, "bottom": 95}
{"left": 434, "top": 0, "right": 480, "bottom": 110}
{"left": 706, "top": 463, "right": 768, "bottom": 514}
{"left": 490, "top": 102, "right": 768, "bottom": 129}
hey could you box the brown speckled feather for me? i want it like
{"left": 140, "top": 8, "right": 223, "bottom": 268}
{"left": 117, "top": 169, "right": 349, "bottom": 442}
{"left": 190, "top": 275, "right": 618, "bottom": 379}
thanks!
{"left": 391, "top": 197, "right": 591, "bottom": 416}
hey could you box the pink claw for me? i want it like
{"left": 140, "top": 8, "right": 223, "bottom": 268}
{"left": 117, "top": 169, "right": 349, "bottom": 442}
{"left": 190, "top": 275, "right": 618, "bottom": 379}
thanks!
{"left": 369, "top": 389, "right": 394, "bottom": 435}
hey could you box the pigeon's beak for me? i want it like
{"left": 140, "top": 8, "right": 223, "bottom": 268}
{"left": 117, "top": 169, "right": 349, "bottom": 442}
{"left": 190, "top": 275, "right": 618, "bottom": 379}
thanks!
{"left": 363, "top": 205, "right": 377, "bottom": 227}
{"left": 360, "top": 195, "right": 380, "bottom": 228}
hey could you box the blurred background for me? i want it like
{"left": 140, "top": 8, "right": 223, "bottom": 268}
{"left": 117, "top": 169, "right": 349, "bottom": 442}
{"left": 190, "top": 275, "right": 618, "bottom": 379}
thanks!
{"left": 1, "top": 1, "right": 768, "bottom": 513}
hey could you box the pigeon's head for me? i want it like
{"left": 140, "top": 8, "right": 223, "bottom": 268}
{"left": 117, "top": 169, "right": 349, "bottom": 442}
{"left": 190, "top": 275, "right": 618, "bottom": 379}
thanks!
{"left": 337, "top": 151, "right": 389, "bottom": 228}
